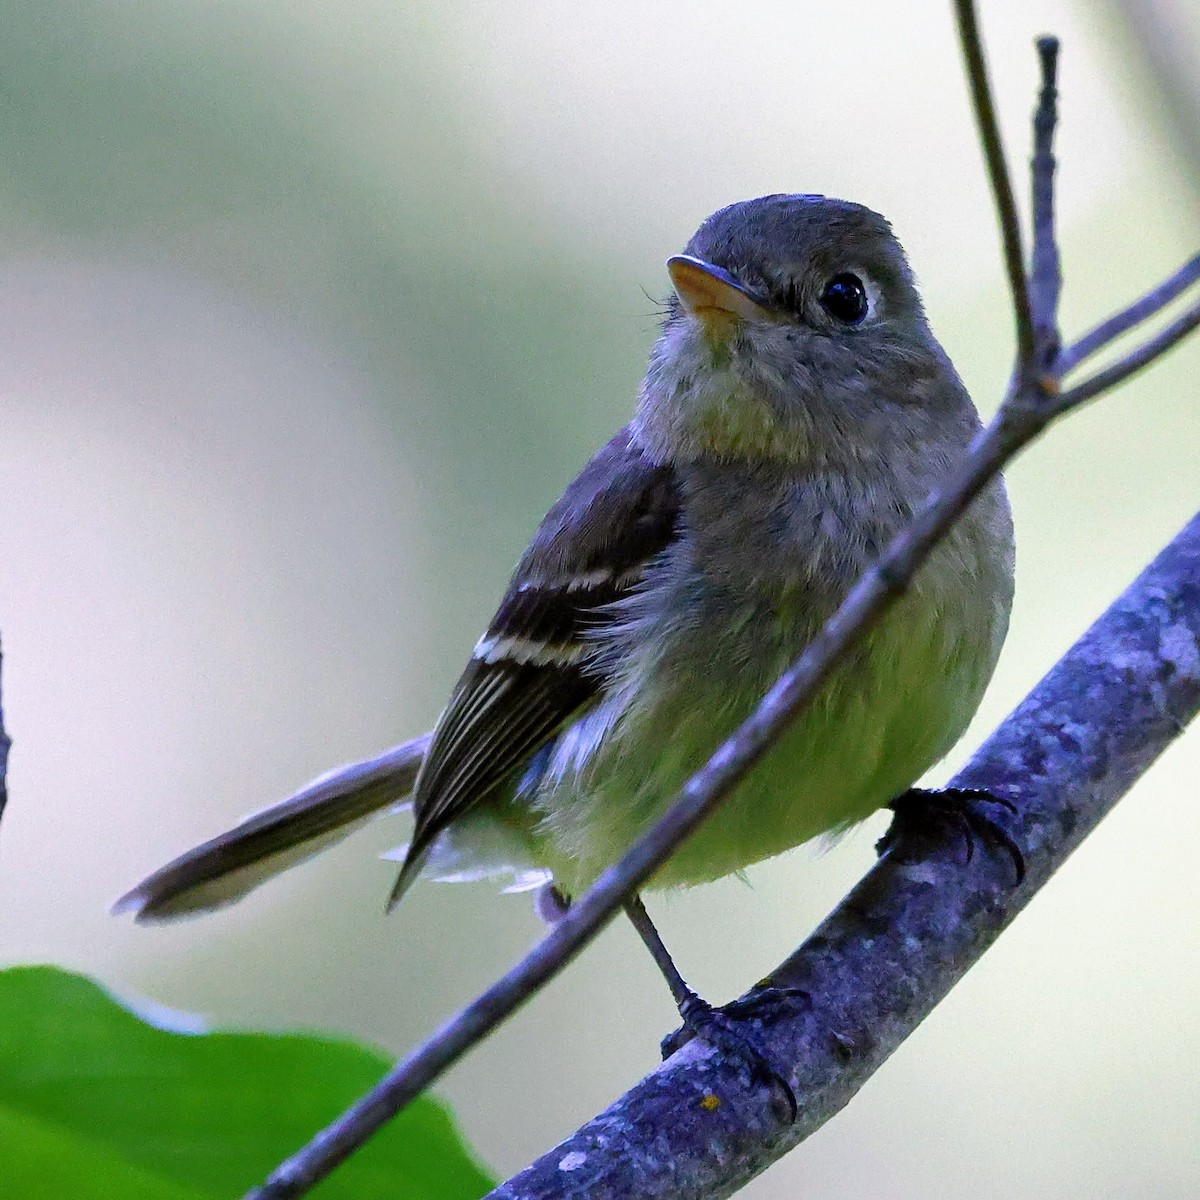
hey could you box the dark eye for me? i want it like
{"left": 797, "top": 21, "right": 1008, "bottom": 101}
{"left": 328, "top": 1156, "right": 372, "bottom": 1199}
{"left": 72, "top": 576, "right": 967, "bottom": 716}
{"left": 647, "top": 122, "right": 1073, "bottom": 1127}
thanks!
{"left": 819, "top": 273, "right": 869, "bottom": 324}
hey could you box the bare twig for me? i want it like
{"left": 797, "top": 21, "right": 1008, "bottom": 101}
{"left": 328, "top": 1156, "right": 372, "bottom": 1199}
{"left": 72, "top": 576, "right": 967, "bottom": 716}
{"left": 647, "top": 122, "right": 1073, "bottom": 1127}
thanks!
{"left": 954, "top": 0, "right": 1035, "bottom": 365}
{"left": 486, "top": 511, "right": 1200, "bottom": 1200}
{"left": 1057, "top": 253, "right": 1200, "bottom": 374}
{"left": 251, "top": 418, "right": 1026, "bottom": 1200}
{"left": 1051, "top": 295, "right": 1200, "bottom": 413}
{"left": 246, "top": 11, "right": 1200, "bottom": 1199}
{"left": 1030, "top": 36, "right": 1061, "bottom": 364}
{"left": 0, "top": 635, "right": 9, "bottom": 827}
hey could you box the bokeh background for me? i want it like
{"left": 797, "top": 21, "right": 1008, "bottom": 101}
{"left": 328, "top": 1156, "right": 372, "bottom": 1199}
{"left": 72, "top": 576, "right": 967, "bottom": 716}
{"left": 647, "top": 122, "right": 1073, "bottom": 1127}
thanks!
{"left": 1, "top": 1, "right": 1198, "bottom": 1196}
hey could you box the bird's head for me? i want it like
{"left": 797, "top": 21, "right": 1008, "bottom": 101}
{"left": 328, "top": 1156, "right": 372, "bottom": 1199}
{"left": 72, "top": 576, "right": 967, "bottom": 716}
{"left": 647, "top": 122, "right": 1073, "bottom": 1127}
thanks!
{"left": 634, "top": 194, "right": 972, "bottom": 467}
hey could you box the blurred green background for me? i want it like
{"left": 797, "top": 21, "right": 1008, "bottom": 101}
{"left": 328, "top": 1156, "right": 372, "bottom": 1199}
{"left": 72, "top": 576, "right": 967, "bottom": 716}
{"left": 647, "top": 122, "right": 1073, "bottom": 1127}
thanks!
{"left": 1, "top": 1, "right": 1197, "bottom": 1196}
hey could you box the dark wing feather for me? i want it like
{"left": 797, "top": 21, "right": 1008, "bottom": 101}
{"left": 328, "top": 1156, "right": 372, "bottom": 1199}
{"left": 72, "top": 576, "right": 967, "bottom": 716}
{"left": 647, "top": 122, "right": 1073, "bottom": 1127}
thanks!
{"left": 388, "top": 426, "right": 680, "bottom": 907}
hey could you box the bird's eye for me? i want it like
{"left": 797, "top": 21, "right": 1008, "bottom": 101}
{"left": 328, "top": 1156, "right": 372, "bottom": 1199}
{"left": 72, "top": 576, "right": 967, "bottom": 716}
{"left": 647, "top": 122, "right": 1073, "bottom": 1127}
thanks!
{"left": 819, "top": 273, "right": 869, "bottom": 325}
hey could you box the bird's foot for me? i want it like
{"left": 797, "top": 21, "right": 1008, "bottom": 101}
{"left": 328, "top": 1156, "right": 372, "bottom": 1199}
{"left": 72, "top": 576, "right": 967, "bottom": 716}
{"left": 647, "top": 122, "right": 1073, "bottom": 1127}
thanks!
{"left": 661, "top": 983, "right": 810, "bottom": 1122}
{"left": 878, "top": 786, "right": 1025, "bottom": 884}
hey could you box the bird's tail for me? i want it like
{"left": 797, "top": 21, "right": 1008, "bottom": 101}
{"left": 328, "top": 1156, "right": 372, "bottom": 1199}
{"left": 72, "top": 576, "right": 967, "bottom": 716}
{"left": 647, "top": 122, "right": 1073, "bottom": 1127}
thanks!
{"left": 112, "top": 733, "right": 431, "bottom": 922}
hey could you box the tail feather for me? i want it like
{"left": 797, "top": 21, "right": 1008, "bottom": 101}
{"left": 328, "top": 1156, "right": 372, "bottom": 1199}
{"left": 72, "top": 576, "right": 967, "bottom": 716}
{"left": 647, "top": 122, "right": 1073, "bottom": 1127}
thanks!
{"left": 384, "top": 841, "right": 429, "bottom": 914}
{"left": 112, "top": 733, "right": 431, "bottom": 922}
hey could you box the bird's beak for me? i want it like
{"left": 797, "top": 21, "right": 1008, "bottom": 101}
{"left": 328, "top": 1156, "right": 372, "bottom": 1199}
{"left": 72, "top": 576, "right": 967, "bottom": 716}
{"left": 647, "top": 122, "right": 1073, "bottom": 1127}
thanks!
{"left": 667, "top": 255, "right": 770, "bottom": 324}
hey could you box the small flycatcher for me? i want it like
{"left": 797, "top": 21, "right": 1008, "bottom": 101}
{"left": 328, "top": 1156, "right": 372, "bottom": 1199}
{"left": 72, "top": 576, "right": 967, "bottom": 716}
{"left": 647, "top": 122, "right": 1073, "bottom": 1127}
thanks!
{"left": 118, "top": 194, "right": 1014, "bottom": 1082}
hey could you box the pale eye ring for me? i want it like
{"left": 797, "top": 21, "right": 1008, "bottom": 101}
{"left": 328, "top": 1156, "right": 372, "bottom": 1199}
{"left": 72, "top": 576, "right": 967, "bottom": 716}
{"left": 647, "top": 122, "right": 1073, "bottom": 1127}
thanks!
{"left": 819, "top": 273, "right": 869, "bottom": 325}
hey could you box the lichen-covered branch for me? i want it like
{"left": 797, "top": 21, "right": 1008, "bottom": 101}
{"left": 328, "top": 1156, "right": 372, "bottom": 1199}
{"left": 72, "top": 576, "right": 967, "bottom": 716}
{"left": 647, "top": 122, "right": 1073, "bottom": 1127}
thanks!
{"left": 487, "top": 510, "right": 1200, "bottom": 1200}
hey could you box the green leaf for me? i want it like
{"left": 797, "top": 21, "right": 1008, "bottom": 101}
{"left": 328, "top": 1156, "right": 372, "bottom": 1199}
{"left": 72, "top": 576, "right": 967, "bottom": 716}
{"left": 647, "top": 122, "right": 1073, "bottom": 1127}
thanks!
{"left": 0, "top": 965, "right": 495, "bottom": 1199}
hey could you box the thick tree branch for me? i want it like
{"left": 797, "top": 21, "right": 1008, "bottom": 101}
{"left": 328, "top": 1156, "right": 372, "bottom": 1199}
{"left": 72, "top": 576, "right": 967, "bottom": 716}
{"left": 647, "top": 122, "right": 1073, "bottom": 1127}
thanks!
{"left": 246, "top": 11, "right": 1200, "bottom": 1197}
{"left": 488, "top": 510, "right": 1200, "bottom": 1200}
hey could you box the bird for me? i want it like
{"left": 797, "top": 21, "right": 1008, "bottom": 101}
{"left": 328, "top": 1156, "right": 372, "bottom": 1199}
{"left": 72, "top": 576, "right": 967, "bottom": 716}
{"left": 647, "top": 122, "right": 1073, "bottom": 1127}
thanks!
{"left": 116, "top": 193, "right": 1014, "bottom": 1094}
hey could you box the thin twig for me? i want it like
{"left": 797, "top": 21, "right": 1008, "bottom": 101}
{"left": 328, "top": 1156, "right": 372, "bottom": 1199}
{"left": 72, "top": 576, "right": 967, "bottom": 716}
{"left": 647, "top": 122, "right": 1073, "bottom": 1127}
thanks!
{"left": 1030, "top": 36, "right": 1061, "bottom": 365}
{"left": 1057, "top": 253, "right": 1200, "bottom": 374}
{"left": 245, "top": 18, "right": 1200, "bottom": 1199}
{"left": 245, "top": 241, "right": 1200, "bottom": 1200}
{"left": 954, "top": 0, "right": 1035, "bottom": 366}
{"left": 486, "top": 512, "right": 1200, "bottom": 1200}
{"left": 247, "top": 420, "right": 1025, "bottom": 1200}
{"left": 1051, "top": 295, "right": 1200, "bottom": 413}
{"left": 0, "top": 634, "right": 9, "bottom": 827}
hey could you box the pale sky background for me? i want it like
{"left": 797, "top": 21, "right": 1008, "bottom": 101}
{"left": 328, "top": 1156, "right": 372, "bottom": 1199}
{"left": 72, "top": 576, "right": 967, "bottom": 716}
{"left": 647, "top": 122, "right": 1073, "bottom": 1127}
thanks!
{"left": 0, "top": 2, "right": 1198, "bottom": 1197}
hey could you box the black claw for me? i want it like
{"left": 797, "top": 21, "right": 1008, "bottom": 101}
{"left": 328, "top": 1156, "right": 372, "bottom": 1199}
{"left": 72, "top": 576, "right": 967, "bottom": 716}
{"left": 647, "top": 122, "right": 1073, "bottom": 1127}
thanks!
{"left": 661, "top": 986, "right": 807, "bottom": 1122}
{"left": 879, "top": 786, "right": 1025, "bottom": 884}
{"left": 720, "top": 982, "right": 812, "bottom": 1022}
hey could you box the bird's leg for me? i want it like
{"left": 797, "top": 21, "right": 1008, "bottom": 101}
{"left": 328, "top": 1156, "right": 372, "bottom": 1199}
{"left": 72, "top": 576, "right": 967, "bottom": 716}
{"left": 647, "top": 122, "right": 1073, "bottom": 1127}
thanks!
{"left": 535, "top": 882, "right": 572, "bottom": 926}
{"left": 878, "top": 787, "right": 1025, "bottom": 883}
{"left": 624, "top": 894, "right": 805, "bottom": 1120}
{"left": 623, "top": 893, "right": 695, "bottom": 1009}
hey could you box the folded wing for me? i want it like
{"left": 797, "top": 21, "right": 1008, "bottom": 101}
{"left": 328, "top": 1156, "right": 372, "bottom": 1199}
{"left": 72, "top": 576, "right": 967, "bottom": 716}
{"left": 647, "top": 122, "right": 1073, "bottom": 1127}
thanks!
{"left": 389, "top": 427, "right": 680, "bottom": 907}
